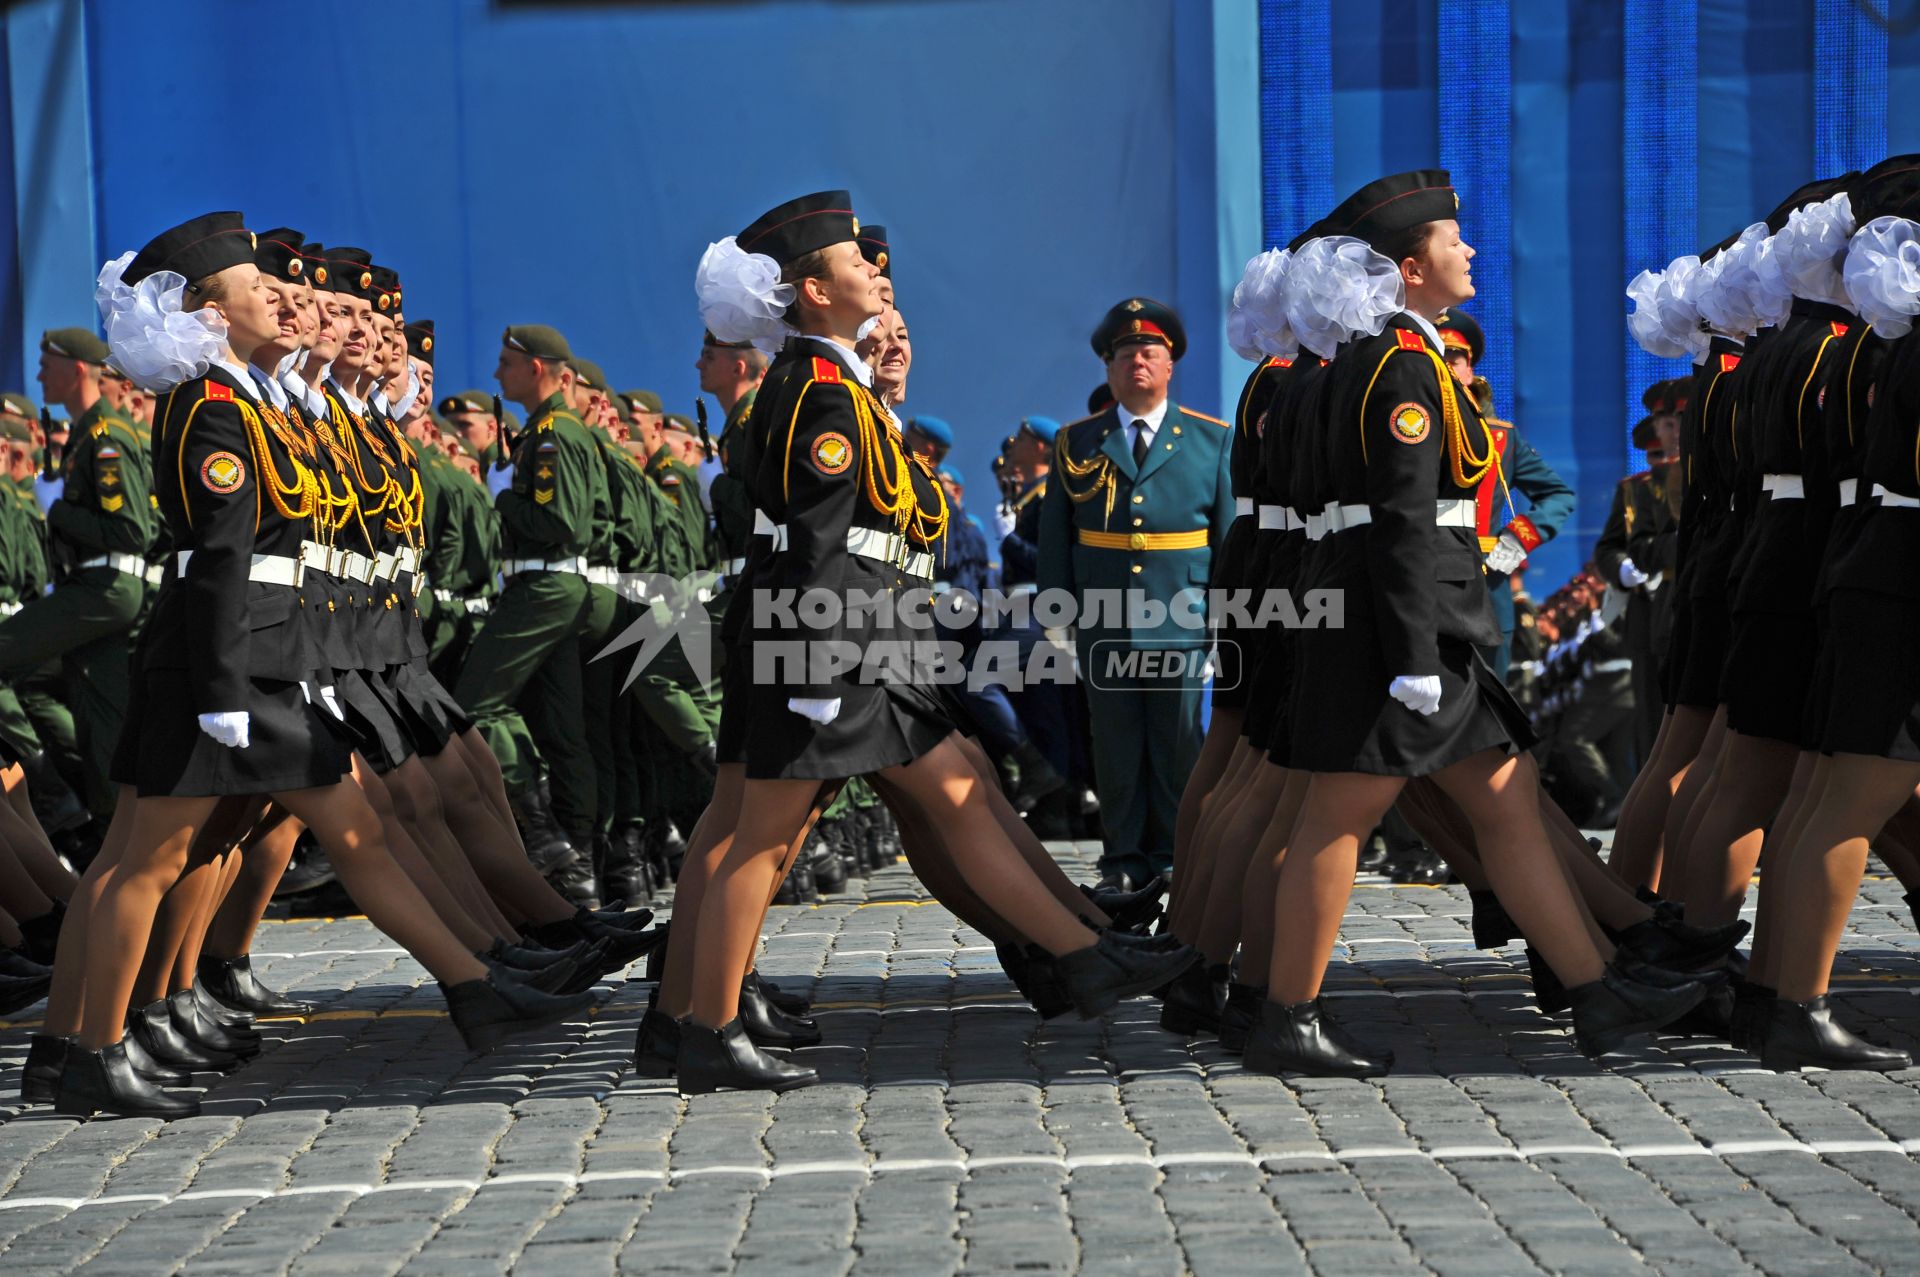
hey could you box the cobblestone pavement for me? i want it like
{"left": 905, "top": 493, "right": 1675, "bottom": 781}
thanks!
{"left": 3, "top": 845, "right": 1920, "bottom": 1275}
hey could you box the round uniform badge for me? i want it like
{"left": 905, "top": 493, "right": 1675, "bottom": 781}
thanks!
{"left": 1389, "top": 402, "right": 1431, "bottom": 445}
{"left": 812, "top": 431, "right": 853, "bottom": 475}
{"left": 201, "top": 451, "right": 246, "bottom": 493}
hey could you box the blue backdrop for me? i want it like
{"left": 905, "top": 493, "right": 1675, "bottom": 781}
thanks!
{"left": 1, "top": 0, "right": 1914, "bottom": 591}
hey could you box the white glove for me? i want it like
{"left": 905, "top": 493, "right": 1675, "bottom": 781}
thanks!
{"left": 1388, "top": 674, "right": 1443, "bottom": 716}
{"left": 197, "top": 711, "right": 251, "bottom": 749}
{"left": 31, "top": 476, "right": 62, "bottom": 513}
{"left": 787, "top": 697, "right": 842, "bottom": 725}
{"left": 991, "top": 506, "right": 1017, "bottom": 541}
{"left": 486, "top": 464, "right": 515, "bottom": 498}
{"left": 1484, "top": 531, "right": 1526, "bottom": 575}
{"left": 1618, "top": 557, "right": 1651, "bottom": 588}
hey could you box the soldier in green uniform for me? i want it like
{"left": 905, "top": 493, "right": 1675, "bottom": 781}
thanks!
{"left": 1037, "top": 299, "right": 1235, "bottom": 891}
{"left": 0, "top": 330, "right": 154, "bottom": 819}
{"left": 453, "top": 325, "right": 603, "bottom": 861}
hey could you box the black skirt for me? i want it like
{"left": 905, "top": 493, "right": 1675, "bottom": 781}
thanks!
{"left": 1208, "top": 515, "right": 1257, "bottom": 711}
{"left": 120, "top": 672, "right": 351, "bottom": 798}
{"left": 741, "top": 660, "right": 954, "bottom": 781}
{"left": 387, "top": 659, "right": 470, "bottom": 755}
{"left": 715, "top": 637, "right": 752, "bottom": 765}
{"left": 1808, "top": 588, "right": 1920, "bottom": 762}
{"left": 1289, "top": 633, "right": 1532, "bottom": 777}
{"left": 1670, "top": 591, "right": 1730, "bottom": 710}
{"left": 333, "top": 667, "right": 416, "bottom": 773}
{"left": 1721, "top": 610, "right": 1817, "bottom": 747}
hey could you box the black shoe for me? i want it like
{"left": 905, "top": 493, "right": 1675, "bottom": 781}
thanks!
{"left": 739, "top": 973, "right": 823, "bottom": 1047}
{"left": 676, "top": 1019, "right": 817, "bottom": 1094}
{"left": 170, "top": 989, "right": 258, "bottom": 1060}
{"left": 643, "top": 818, "right": 689, "bottom": 885}
{"left": 191, "top": 982, "right": 257, "bottom": 1033}
{"left": 0, "top": 971, "right": 51, "bottom": 1016}
{"left": 510, "top": 787, "right": 579, "bottom": 877}
{"left": 1356, "top": 834, "right": 1389, "bottom": 874}
{"left": 526, "top": 909, "right": 665, "bottom": 975}
{"left": 633, "top": 1002, "right": 681, "bottom": 1078}
{"left": 489, "top": 937, "right": 595, "bottom": 970}
{"left": 548, "top": 851, "right": 603, "bottom": 911}
{"left": 1525, "top": 945, "right": 1570, "bottom": 1014}
{"left": 1609, "top": 912, "right": 1748, "bottom": 972}
{"left": 589, "top": 907, "right": 657, "bottom": 934}
{"left": 118, "top": 1026, "right": 189, "bottom": 1086}
{"left": 602, "top": 823, "right": 653, "bottom": 909}
{"left": 1468, "top": 890, "right": 1519, "bottom": 949}
{"left": 1090, "top": 871, "right": 1139, "bottom": 895}
{"left": 644, "top": 923, "right": 670, "bottom": 984}
{"left": 54, "top": 1040, "right": 199, "bottom": 1119}
{"left": 1053, "top": 932, "right": 1201, "bottom": 1019}
{"left": 1244, "top": 998, "right": 1392, "bottom": 1078}
{"left": 16, "top": 906, "right": 62, "bottom": 967}
{"left": 130, "top": 1000, "right": 232, "bottom": 1072}
{"left": 21, "top": 1033, "right": 66, "bottom": 1104}
{"left": 773, "top": 859, "right": 817, "bottom": 906}
{"left": 751, "top": 972, "right": 810, "bottom": 1017}
{"left": 1217, "top": 982, "right": 1264, "bottom": 1055}
{"left": 867, "top": 807, "right": 903, "bottom": 870}
{"left": 1568, "top": 961, "right": 1708, "bottom": 1056}
{"left": 1159, "top": 961, "right": 1227, "bottom": 1036}
{"left": 1730, "top": 979, "right": 1776, "bottom": 1052}
{"left": 1100, "top": 927, "right": 1186, "bottom": 953}
{"left": 1006, "top": 741, "right": 1068, "bottom": 814}
{"left": 994, "top": 943, "right": 1075, "bottom": 1020}
{"left": 443, "top": 974, "right": 595, "bottom": 1052}
{"left": 1664, "top": 981, "right": 1735, "bottom": 1038}
{"left": 197, "top": 955, "right": 316, "bottom": 1016}
{"left": 273, "top": 835, "right": 337, "bottom": 896}
{"left": 809, "top": 827, "right": 849, "bottom": 896}
{"left": 1759, "top": 995, "right": 1912, "bottom": 1072}
{"left": 0, "top": 947, "right": 50, "bottom": 979}
{"left": 1081, "top": 874, "right": 1168, "bottom": 931}
{"left": 485, "top": 950, "right": 589, "bottom": 997}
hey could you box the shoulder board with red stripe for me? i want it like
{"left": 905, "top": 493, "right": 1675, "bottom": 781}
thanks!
{"left": 1831, "top": 321, "right": 1850, "bottom": 338}
{"left": 1180, "top": 407, "right": 1230, "bottom": 428}
{"left": 1719, "top": 353, "right": 1741, "bottom": 373}
{"left": 1396, "top": 329, "right": 1426, "bottom": 353}
{"left": 810, "top": 357, "right": 842, "bottom": 385}
{"left": 205, "top": 380, "right": 234, "bottom": 403}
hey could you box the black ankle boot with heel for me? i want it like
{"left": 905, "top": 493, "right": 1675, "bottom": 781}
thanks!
{"left": 676, "top": 1019, "right": 817, "bottom": 1094}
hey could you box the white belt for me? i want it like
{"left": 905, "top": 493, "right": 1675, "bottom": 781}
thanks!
{"left": 78, "top": 552, "right": 147, "bottom": 577}
{"left": 1257, "top": 504, "right": 1286, "bottom": 531}
{"left": 845, "top": 526, "right": 934, "bottom": 579}
{"left": 1839, "top": 477, "right": 1859, "bottom": 507}
{"left": 1305, "top": 512, "right": 1328, "bottom": 541}
{"left": 1873, "top": 483, "right": 1920, "bottom": 509}
{"left": 464, "top": 597, "right": 491, "bottom": 614}
{"left": 1435, "top": 498, "right": 1477, "bottom": 528}
{"left": 433, "top": 587, "right": 457, "bottom": 603}
{"left": 754, "top": 509, "right": 788, "bottom": 550}
{"left": 1761, "top": 473, "right": 1804, "bottom": 500}
{"left": 1593, "top": 659, "right": 1634, "bottom": 674}
{"left": 174, "top": 550, "right": 302, "bottom": 587}
{"left": 144, "top": 564, "right": 163, "bottom": 586}
{"left": 616, "top": 577, "right": 652, "bottom": 604}
{"left": 1234, "top": 497, "right": 1254, "bottom": 518}
{"left": 373, "top": 550, "right": 399, "bottom": 581}
{"left": 585, "top": 564, "right": 619, "bottom": 587}
{"left": 725, "top": 556, "right": 747, "bottom": 575}
{"left": 0, "top": 602, "right": 20, "bottom": 617}
{"left": 298, "top": 541, "right": 342, "bottom": 578}
{"left": 1325, "top": 503, "right": 1371, "bottom": 533}
{"left": 503, "top": 555, "right": 588, "bottom": 578}
{"left": 1286, "top": 508, "right": 1306, "bottom": 531}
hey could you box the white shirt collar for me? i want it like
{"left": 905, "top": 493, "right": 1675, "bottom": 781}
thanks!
{"left": 329, "top": 379, "right": 366, "bottom": 415}
{"left": 248, "top": 363, "right": 289, "bottom": 410}
{"left": 211, "top": 358, "right": 260, "bottom": 399}
{"left": 1116, "top": 397, "right": 1170, "bottom": 436}
{"left": 800, "top": 335, "right": 875, "bottom": 389}
{"left": 1404, "top": 311, "right": 1443, "bottom": 351}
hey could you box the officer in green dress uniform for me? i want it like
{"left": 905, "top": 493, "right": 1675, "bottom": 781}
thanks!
{"left": 0, "top": 329, "right": 154, "bottom": 818}
{"left": 453, "top": 324, "right": 603, "bottom": 858}
{"left": 0, "top": 395, "right": 81, "bottom": 802}
{"left": 1038, "top": 299, "right": 1235, "bottom": 889}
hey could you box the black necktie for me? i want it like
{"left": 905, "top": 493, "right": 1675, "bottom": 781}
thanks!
{"left": 1132, "top": 420, "right": 1150, "bottom": 467}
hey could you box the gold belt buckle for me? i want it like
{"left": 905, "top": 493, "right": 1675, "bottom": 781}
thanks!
{"left": 1128, "top": 531, "right": 1146, "bottom": 551}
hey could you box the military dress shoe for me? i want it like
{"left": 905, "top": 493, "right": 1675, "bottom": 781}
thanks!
{"left": 1081, "top": 874, "right": 1168, "bottom": 930}
{"left": 131, "top": 1000, "right": 233, "bottom": 1072}
{"left": 676, "top": 1019, "right": 817, "bottom": 1095}
{"left": 1244, "top": 998, "right": 1392, "bottom": 1078}
{"left": 197, "top": 955, "right": 315, "bottom": 1016}
{"left": 1609, "top": 912, "right": 1747, "bottom": 971}
{"left": 750, "top": 972, "right": 810, "bottom": 1017}
{"left": 1729, "top": 979, "right": 1777, "bottom": 1052}
{"left": 602, "top": 823, "right": 654, "bottom": 909}
{"left": 1159, "top": 961, "right": 1228, "bottom": 1036}
{"left": 20, "top": 1034, "right": 67, "bottom": 1104}
{"left": 55, "top": 1040, "right": 199, "bottom": 1119}
{"left": 1759, "top": 995, "right": 1912, "bottom": 1072}
{"left": 1468, "top": 890, "right": 1519, "bottom": 949}
{"left": 1568, "top": 961, "right": 1708, "bottom": 1056}
{"left": 1217, "top": 982, "right": 1265, "bottom": 1054}
{"left": 1053, "top": 932, "right": 1200, "bottom": 1019}
{"left": 170, "top": 990, "right": 258, "bottom": 1060}
{"left": 442, "top": 974, "right": 595, "bottom": 1052}
{"left": 738, "top": 974, "right": 822, "bottom": 1047}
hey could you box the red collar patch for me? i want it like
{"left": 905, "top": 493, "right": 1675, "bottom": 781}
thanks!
{"left": 1719, "top": 353, "right": 1741, "bottom": 373}
{"left": 205, "top": 380, "right": 234, "bottom": 403}
{"left": 1396, "top": 329, "right": 1426, "bottom": 353}
{"left": 811, "top": 357, "right": 842, "bottom": 385}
